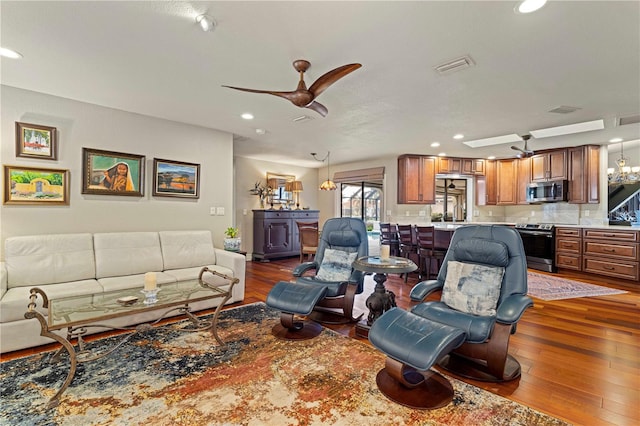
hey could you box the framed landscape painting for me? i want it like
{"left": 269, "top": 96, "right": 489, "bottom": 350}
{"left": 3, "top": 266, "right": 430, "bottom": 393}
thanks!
{"left": 3, "top": 165, "right": 70, "bottom": 205}
{"left": 152, "top": 158, "right": 200, "bottom": 199}
{"left": 16, "top": 122, "right": 57, "bottom": 160}
{"left": 82, "top": 148, "right": 144, "bottom": 196}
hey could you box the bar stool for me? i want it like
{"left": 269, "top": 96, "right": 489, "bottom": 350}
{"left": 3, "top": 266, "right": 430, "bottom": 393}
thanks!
{"left": 397, "top": 224, "right": 418, "bottom": 282}
{"left": 415, "top": 226, "right": 446, "bottom": 280}
{"left": 379, "top": 223, "right": 400, "bottom": 257}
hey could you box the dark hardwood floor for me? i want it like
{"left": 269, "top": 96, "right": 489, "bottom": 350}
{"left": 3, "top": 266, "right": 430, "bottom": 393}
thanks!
{"left": 3, "top": 257, "right": 638, "bottom": 425}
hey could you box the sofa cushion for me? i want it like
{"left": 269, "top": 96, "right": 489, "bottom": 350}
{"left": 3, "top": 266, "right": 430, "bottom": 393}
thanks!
{"left": 94, "top": 232, "right": 164, "bottom": 279}
{"left": 5, "top": 234, "right": 96, "bottom": 288}
{"left": 159, "top": 230, "right": 216, "bottom": 271}
{"left": 0, "top": 279, "right": 103, "bottom": 323}
{"left": 98, "top": 272, "right": 177, "bottom": 293}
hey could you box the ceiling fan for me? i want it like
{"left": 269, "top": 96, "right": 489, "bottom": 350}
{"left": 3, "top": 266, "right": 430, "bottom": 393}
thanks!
{"left": 511, "top": 134, "right": 534, "bottom": 158}
{"left": 222, "top": 60, "right": 361, "bottom": 117}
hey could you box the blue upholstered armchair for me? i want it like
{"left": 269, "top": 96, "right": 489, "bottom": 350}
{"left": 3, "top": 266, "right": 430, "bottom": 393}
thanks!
{"left": 409, "top": 225, "right": 533, "bottom": 381}
{"left": 292, "top": 217, "right": 369, "bottom": 323}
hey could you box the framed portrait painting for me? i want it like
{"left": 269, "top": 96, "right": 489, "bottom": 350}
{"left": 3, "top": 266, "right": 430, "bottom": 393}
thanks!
{"left": 16, "top": 122, "right": 57, "bottom": 160}
{"left": 82, "top": 148, "right": 144, "bottom": 196}
{"left": 3, "top": 165, "right": 70, "bottom": 205}
{"left": 152, "top": 158, "right": 200, "bottom": 199}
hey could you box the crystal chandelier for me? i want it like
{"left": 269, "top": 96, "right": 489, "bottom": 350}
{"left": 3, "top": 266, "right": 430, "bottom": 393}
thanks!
{"left": 607, "top": 142, "right": 640, "bottom": 184}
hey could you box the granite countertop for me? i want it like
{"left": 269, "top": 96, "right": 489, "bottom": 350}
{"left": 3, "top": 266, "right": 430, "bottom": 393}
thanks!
{"left": 394, "top": 221, "right": 639, "bottom": 231}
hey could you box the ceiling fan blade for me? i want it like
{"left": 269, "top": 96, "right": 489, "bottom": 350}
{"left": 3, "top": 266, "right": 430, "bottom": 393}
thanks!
{"left": 308, "top": 63, "right": 362, "bottom": 98}
{"left": 511, "top": 145, "right": 524, "bottom": 152}
{"left": 222, "top": 85, "right": 298, "bottom": 102}
{"left": 305, "top": 101, "right": 328, "bottom": 117}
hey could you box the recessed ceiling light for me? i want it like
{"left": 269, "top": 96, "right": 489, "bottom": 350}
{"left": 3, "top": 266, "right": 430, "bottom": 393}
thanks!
{"left": 195, "top": 14, "right": 216, "bottom": 32}
{"left": 487, "top": 156, "right": 496, "bottom": 160}
{"left": 241, "top": 113, "right": 254, "bottom": 120}
{"left": 430, "top": 142, "right": 440, "bottom": 147}
{"left": 438, "top": 152, "right": 447, "bottom": 157}
{"left": 609, "top": 137, "right": 623, "bottom": 143}
{"left": 255, "top": 128, "right": 266, "bottom": 135}
{"left": 515, "top": 0, "right": 547, "bottom": 14}
{"left": 453, "top": 134, "right": 464, "bottom": 140}
{"left": 0, "top": 47, "right": 23, "bottom": 59}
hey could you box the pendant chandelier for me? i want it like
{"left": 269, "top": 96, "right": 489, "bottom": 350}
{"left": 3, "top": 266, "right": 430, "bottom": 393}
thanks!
{"left": 311, "top": 151, "right": 337, "bottom": 191}
{"left": 607, "top": 142, "right": 640, "bottom": 184}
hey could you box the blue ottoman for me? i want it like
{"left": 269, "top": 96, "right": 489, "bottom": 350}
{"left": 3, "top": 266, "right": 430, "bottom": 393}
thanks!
{"left": 266, "top": 281, "right": 327, "bottom": 340}
{"left": 369, "top": 307, "right": 466, "bottom": 409}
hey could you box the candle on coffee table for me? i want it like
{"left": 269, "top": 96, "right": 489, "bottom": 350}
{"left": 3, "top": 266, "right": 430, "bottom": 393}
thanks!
{"left": 380, "top": 245, "right": 390, "bottom": 260}
{"left": 144, "top": 272, "right": 157, "bottom": 291}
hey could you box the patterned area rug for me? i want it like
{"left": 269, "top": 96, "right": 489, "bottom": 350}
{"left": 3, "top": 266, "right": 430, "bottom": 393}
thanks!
{"left": 0, "top": 303, "right": 569, "bottom": 426}
{"left": 527, "top": 271, "right": 627, "bottom": 301}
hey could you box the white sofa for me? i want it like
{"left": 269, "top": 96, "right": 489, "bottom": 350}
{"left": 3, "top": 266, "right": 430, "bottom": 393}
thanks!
{"left": 0, "top": 230, "right": 245, "bottom": 354}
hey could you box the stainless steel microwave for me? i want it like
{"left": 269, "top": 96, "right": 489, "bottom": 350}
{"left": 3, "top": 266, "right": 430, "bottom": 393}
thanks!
{"left": 526, "top": 180, "right": 568, "bottom": 203}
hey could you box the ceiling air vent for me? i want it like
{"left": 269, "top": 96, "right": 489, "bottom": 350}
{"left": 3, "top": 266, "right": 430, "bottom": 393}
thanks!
{"left": 548, "top": 105, "right": 581, "bottom": 114}
{"left": 617, "top": 114, "right": 640, "bottom": 126}
{"left": 434, "top": 55, "right": 475, "bottom": 75}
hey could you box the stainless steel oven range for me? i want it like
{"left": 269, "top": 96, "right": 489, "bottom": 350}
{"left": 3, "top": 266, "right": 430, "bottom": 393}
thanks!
{"left": 514, "top": 223, "right": 556, "bottom": 273}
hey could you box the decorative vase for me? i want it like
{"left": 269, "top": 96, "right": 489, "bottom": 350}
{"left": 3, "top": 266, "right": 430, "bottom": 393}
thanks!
{"left": 259, "top": 199, "right": 265, "bottom": 209}
{"left": 224, "top": 237, "right": 241, "bottom": 252}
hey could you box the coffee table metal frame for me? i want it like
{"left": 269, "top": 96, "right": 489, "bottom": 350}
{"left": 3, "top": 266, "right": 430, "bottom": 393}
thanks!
{"left": 24, "top": 266, "right": 239, "bottom": 409}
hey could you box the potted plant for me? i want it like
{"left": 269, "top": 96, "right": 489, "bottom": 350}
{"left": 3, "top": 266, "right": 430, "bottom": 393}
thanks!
{"left": 223, "top": 227, "right": 241, "bottom": 251}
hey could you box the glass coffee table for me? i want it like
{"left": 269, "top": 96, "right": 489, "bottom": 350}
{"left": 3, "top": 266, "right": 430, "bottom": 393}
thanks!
{"left": 24, "top": 267, "right": 239, "bottom": 409}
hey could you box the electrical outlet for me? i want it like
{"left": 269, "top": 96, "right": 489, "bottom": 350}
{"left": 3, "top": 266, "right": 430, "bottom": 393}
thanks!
{"left": 405, "top": 211, "right": 410, "bottom": 216}
{"left": 216, "top": 207, "right": 225, "bottom": 216}
{"left": 419, "top": 211, "right": 426, "bottom": 217}
{"left": 584, "top": 210, "right": 590, "bottom": 217}
{"left": 209, "top": 207, "right": 216, "bottom": 216}
{"left": 473, "top": 210, "right": 479, "bottom": 217}
{"left": 531, "top": 211, "right": 535, "bottom": 217}
{"left": 386, "top": 210, "right": 392, "bottom": 216}
{"left": 242, "top": 209, "right": 247, "bottom": 215}
{"left": 489, "top": 211, "right": 493, "bottom": 216}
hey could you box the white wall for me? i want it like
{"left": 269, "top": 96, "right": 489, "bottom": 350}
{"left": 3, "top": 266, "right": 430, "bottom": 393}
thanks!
{"left": 1, "top": 86, "right": 235, "bottom": 258}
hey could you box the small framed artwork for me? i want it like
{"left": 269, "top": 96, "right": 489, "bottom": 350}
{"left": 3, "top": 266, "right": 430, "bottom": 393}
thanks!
{"left": 3, "top": 165, "right": 70, "bottom": 205}
{"left": 16, "top": 122, "right": 58, "bottom": 160}
{"left": 82, "top": 148, "right": 145, "bottom": 196}
{"left": 152, "top": 158, "right": 200, "bottom": 199}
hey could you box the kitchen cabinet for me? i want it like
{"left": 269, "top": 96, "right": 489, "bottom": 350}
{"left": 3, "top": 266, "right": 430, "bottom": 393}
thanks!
{"left": 252, "top": 210, "right": 319, "bottom": 261}
{"left": 398, "top": 155, "right": 436, "bottom": 204}
{"left": 476, "top": 159, "right": 497, "bottom": 205}
{"left": 568, "top": 145, "right": 600, "bottom": 204}
{"left": 462, "top": 158, "right": 485, "bottom": 175}
{"left": 555, "top": 227, "right": 582, "bottom": 271}
{"left": 437, "top": 157, "right": 462, "bottom": 174}
{"left": 582, "top": 228, "right": 639, "bottom": 281}
{"left": 531, "top": 149, "right": 567, "bottom": 182}
{"left": 516, "top": 157, "right": 531, "bottom": 204}
{"left": 497, "top": 159, "right": 517, "bottom": 205}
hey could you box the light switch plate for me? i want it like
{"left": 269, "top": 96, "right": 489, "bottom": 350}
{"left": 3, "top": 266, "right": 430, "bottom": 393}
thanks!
{"left": 216, "top": 207, "right": 225, "bottom": 216}
{"left": 209, "top": 207, "right": 216, "bottom": 215}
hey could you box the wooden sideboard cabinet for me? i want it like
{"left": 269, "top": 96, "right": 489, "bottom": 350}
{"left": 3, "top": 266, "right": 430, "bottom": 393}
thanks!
{"left": 555, "top": 227, "right": 582, "bottom": 271}
{"left": 252, "top": 209, "right": 319, "bottom": 261}
{"left": 582, "top": 229, "right": 639, "bottom": 281}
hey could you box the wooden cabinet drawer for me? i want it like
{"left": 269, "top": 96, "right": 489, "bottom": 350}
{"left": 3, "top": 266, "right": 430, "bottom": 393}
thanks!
{"left": 583, "top": 241, "right": 638, "bottom": 261}
{"left": 557, "top": 238, "right": 581, "bottom": 254}
{"left": 556, "top": 253, "right": 582, "bottom": 271}
{"left": 556, "top": 228, "right": 581, "bottom": 238}
{"left": 583, "top": 229, "right": 638, "bottom": 242}
{"left": 583, "top": 257, "right": 639, "bottom": 281}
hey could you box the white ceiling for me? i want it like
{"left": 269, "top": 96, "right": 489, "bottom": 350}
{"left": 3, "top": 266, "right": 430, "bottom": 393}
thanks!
{"left": 2, "top": 1, "right": 639, "bottom": 168}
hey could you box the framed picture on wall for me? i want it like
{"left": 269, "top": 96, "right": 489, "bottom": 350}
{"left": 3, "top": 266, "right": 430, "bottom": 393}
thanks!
{"left": 152, "top": 158, "right": 200, "bottom": 199}
{"left": 15, "top": 122, "right": 58, "bottom": 160}
{"left": 82, "top": 148, "right": 145, "bottom": 196}
{"left": 3, "top": 165, "right": 70, "bottom": 205}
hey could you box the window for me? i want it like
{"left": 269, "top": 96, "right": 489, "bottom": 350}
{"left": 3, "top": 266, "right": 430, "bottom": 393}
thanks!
{"left": 340, "top": 182, "right": 382, "bottom": 223}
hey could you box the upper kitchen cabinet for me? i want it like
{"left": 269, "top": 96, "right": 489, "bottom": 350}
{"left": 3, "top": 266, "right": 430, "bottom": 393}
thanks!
{"left": 476, "top": 159, "right": 497, "bottom": 205}
{"left": 568, "top": 145, "right": 600, "bottom": 203}
{"left": 517, "top": 157, "right": 531, "bottom": 204}
{"left": 531, "top": 149, "right": 568, "bottom": 182}
{"left": 437, "top": 157, "right": 462, "bottom": 174}
{"left": 398, "top": 155, "right": 436, "bottom": 204}
{"left": 462, "top": 158, "right": 485, "bottom": 176}
{"left": 497, "top": 159, "right": 518, "bottom": 205}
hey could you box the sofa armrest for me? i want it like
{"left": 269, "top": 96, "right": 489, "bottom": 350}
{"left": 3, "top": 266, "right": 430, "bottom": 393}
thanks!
{"left": 214, "top": 249, "right": 246, "bottom": 277}
{"left": 1, "top": 262, "right": 7, "bottom": 300}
